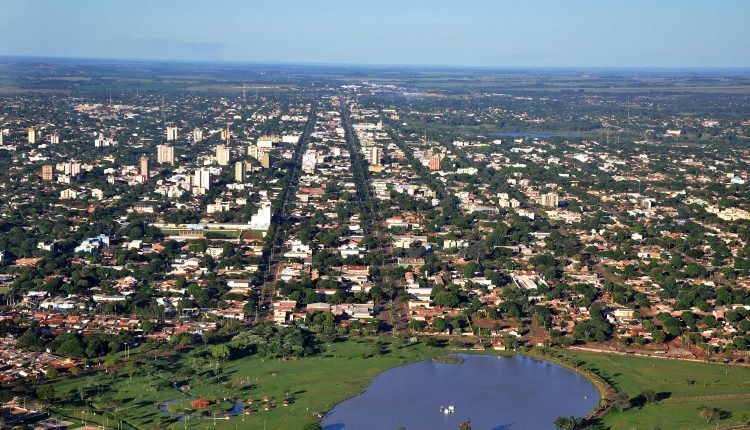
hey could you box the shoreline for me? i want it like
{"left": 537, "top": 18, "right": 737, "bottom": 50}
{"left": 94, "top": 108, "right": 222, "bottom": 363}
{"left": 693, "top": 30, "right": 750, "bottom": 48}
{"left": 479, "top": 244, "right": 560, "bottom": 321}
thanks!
{"left": 322, "top": 347, "right": 608, "bottom": 426}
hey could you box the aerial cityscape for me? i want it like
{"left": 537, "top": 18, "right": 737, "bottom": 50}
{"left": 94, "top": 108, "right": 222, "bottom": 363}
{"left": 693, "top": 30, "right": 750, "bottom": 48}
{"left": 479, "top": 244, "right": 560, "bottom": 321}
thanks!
{"left": 1, "top": 1, "right": 750, "bottom": 430}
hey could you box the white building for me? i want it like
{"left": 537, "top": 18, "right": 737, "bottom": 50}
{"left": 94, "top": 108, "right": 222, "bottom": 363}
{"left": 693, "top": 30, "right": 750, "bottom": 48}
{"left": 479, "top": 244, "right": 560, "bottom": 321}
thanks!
{"left": 166, "top": 126, "right": 179, "bottom": 141}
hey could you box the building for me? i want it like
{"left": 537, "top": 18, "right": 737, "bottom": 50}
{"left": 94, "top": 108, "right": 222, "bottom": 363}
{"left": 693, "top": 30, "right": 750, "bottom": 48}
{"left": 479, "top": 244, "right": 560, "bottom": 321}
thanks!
{"left": 27, "top": 128, "right": 36, "bottom": 144}
{"left": 234, "top": 161, "right": 246, "bottom": 183}
{"left": 41, "top": 165, "right": 54, "bottom": 181}
{"left": 63, "top": 161, "right": 81, "bottom": 176}
{"left": 216, "top": 145, "right": 231, "bottom": 166}
{"left": 261, "top": 152, "right": 270, "bottom": 169}
{"left": 364, "top": 146, "right": 382, "bottom": 166}
{"left": 140, "top": 155, "right": 149, "bottom": 178}
{"left": 166, "top": 126, "right": 179, "bottom": 141}
{"left": 192, "top": 128, "right": 203, "bottom": 143}
{"left": 250, "top": 203, "right": 272, "bottom": 230}
{"left": 302, "top": 150, "right": 317, "bottom": 172}
{"left": 248, "top": 145, "right": 260, "bottom": 159}
{"left": 429, "top": 154, "right": 442, "bottom": 171}
{"left": 257, "top": 135, "right": 278, "bottom": 149}
{"left": 194, "top": 168, "right": 210, "bottom": 191}
{"left": 540, "top": 192, "right": 559, "bottom": 208}
{"left": 49, "top": 133, "right": 59, "bottom": 144}
{"left": 157, "top": 144, "right": 175, "bottom": 165}
{"left": 75, "top": 234, "right": 110, "bottom": 254}
{"left": 94, "top": 133, "right": 115, "bottom": 147}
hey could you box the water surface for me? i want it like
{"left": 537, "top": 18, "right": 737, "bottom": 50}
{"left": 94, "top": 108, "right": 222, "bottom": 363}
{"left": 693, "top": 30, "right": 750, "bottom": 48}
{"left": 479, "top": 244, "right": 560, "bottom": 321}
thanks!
{"left": 323, "top": 354, "right": 598, "bottom": 430}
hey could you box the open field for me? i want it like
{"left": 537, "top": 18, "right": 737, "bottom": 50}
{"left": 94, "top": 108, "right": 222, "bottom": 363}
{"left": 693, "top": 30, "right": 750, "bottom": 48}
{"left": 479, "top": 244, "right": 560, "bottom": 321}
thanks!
{"left": 48, "top": 339, "right": 442, "bottom": 430}
{"left": 556, "top": 350, "right": 750, "bottom": 429}
{"left": 44, "top": 339, "right": 750, "bottom": 430}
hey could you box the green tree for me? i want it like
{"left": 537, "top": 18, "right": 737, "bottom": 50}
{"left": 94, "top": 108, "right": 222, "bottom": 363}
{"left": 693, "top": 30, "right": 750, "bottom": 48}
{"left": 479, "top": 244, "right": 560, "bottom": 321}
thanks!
{"left": 698, "top": 407, "right": 720, "bottom": 424}
{"left": 641, "top": 389, "right": 657, "bottom": 403}
{"left": 612, "top": 391, "right": 629, "bottom": 412}
{"left": 211, "top": 344, "right": 231, "bottom": 362}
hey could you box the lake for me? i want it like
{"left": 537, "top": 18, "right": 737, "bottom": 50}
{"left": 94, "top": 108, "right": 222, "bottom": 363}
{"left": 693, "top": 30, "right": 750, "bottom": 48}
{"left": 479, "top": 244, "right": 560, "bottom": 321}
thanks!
{"left": 322, "top": 354, "right": 599, "bottom": 430}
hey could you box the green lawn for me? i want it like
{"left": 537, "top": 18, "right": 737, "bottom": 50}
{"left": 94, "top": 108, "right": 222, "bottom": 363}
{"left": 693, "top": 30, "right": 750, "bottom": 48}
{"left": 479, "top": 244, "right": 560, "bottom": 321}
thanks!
{"left": 49, "top": 339, "right": 441, "bottom": 430}
{"left": 46, "top": 342, "right": 750, "bottom": 430}
{"left": 556, "top": 351, "right": 750, "bottom": 429}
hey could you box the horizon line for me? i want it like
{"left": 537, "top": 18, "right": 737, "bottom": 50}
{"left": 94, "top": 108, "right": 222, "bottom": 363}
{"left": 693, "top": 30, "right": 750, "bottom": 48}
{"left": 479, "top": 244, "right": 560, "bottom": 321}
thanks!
{"left": 2, "top": 54, "right": 750, "bottom": 73}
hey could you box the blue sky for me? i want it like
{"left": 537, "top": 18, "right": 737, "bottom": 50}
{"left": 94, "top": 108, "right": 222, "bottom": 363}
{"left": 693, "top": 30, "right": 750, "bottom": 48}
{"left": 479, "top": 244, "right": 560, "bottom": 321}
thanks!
{"left": 2, "top": 0, "right": 749, "bottom": 67}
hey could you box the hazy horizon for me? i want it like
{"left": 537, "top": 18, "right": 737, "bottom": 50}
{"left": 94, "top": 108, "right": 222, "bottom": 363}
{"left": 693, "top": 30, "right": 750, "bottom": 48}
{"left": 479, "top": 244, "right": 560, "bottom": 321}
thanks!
{"left": 2, "top": 0, "right": 750, "bottom": 69}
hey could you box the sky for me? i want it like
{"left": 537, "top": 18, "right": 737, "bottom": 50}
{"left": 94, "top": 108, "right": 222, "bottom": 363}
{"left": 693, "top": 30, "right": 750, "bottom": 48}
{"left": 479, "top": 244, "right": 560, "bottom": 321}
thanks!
{"left": 2, "top": 0, "right": 749, "bottom": 68}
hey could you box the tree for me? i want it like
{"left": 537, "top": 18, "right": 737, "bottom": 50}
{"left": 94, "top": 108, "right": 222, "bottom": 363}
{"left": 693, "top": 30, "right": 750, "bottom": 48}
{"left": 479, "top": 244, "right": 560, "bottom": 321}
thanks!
{"left": 641, "top": 389, "right": 657, "bottom": 403}
{"left": 211, "top": 344, "right": 231, "bottom": 362}
{"left": 611, "top": 391, "right": 629, "bottom": 412}
{"left": 459, "top": 420, "right": 472, "bottom": 430}
{"left": 45, "top": 367, "right": 60, "bottom": 380}
{"left": 103, "top": 355, "right": 118, "bottom": 372}
{"left": 651, "top": 329, "right": 667, "bottom": 344}
{"left": 36, "top": 385, "right": 56, "bottom": 401}
{"left": 698, "top": 407, "right": 720, "bottom": 424}
{"left": 554, "top": 416, "right": 583, "bottom": 430}
{"left": 302, "top": 424, "right": 322, "bottom": 430}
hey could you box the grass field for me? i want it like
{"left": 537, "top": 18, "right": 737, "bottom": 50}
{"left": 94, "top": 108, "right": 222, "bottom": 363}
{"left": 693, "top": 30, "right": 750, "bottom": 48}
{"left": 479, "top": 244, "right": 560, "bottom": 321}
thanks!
{"left": 556, "top": 350, "right": 750, "bottom": 429}
{"left": 49, "top": 338, "right": 442, "bottom": 430}
{"left": 45, "top": 341, "right": 750, "bottom": 430}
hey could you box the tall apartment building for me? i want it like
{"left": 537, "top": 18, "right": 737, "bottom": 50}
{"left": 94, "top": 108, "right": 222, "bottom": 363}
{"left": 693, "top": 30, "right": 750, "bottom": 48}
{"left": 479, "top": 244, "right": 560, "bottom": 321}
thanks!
{"left": 540, "top": 192, "right": 559, "bottom": 208}
{"left": 192, "top": 128, "right": 203, "bottom": 143}
{"left": 42, "top": 165, "right": 54, "bottom": 181}
{"left": 216, "top": 145, "right": 231, "bottom": 166}
{"left": 157, "top": 144, "right": 175, "bottom": 165}
{"left": 63, "top": 162, "right": 81, "bottom": 176}
{"left": 248, "top": 145, "right": 259, "bottom": 159}
{"left": 234, "top": 161, "right": 246, "bottom": 183}
{"left": 193, "top": 168, "right": 210, "bottom": 191}
{"left": 260, "top": 152, "right": 271, "bottom": 169}
{"left": 429, "top": 154, "right": 442, "bottom": 171}
{"left": 166, "top": 126, "right": 179, "bottom": 141}
{"left": 140, "top": 155, "right": 149, "bottom": 178}
{"left": 50, "top": 134, "right": 60, "bottom": 144}
{"left": 27, "top": 128, "right": 36, "bottom": 144}
{"left": 364, "top": 146, "right": 382, "bottom": 166}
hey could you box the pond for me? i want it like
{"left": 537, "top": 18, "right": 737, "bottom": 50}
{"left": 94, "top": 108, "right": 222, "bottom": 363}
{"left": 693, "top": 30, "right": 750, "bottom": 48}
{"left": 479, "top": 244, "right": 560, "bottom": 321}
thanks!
{"left": 322, "top": 354, "right": 599, "bottom": 430}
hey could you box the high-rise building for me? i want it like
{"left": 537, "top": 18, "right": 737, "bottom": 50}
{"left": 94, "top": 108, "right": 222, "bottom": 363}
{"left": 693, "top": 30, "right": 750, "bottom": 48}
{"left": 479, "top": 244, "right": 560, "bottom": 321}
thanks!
{"left": 166, "top": 127, "right": 179, "bottom": 141}
{"left": 27, "top": 128, "right": 36, "bottom": 144}
{"left": 364, "top": 146, "right": 382, "bottom": 166}
{"left": 140, "top": 155, "right": 149, "bottom": 178}
{"left": 194, "top": 168, "right": 210, "bottom": 191}
{"left": 63, "top": 162, "right": 81, "bottom": 177}
{"left": 192, "top": 128, "right": 203, "bottom": 143}
{"left": 42, "top": 165, "right": 54, "bottom": 181}
{"left": 0, "top": 131, "right": 3, "bottom": 146}
{"left": 248, "top": 145, "right": 259, "bottom": 159}
{"left": 157, "top": 144, "right": 175, "bottom": 165}
{"left": 216, "top": 145, "right": 231, "bottom": 166}
{"left": 50, "top": 134, "right": 59, "bottom": 144}
{"left": 234, "top": 161, "right": 246, "bottom": 183}
{"left": 221, "top": 127, "right": 230, "bottom": 142}
{"left": 260, "top": 152, "right": 271, "bottom": 169}
{"left": 429, "top": 154, "right": 442, "bottom": 171}
{"left": 540, "top": 192, "right": 559, "bottom": 208}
